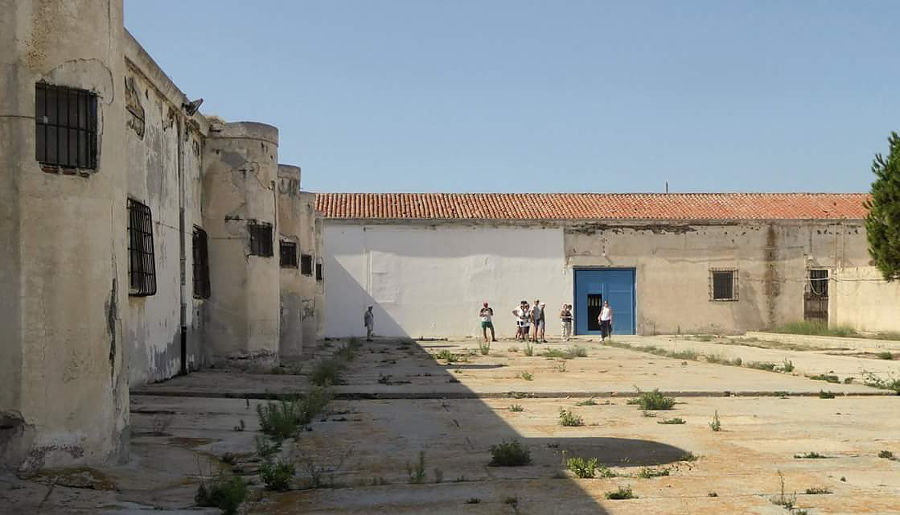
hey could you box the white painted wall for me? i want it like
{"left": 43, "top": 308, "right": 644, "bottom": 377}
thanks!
{"left": 831, "top": 266, "right": 900, "bottom": 333}
{"left": 325, "top": 224, "right": 571, "bottom": 338}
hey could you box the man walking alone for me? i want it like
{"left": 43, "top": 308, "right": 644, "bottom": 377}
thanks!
{"left": 364, "top": 306, "right": 375, "bottom": 342}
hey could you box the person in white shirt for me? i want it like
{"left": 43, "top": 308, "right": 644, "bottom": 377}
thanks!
{"left": 597, "top": 301, "right": 613, "bottom": 341}
{"left": 479, "top": 302, "right": 496, "bottom": 343}
{"left": 363, "top": 306, "right": 375, "bottom": 341}
{"left": 560, "top": 304, "right": 573, "bottom": 341}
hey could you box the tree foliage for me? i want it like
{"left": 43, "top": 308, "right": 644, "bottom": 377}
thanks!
{"left": 865, "top": 132, "right": 900, "bottom": 281}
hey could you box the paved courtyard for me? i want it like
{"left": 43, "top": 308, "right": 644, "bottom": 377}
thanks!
{"left": 3, "top": 333, "right": 899, "bottom": 514}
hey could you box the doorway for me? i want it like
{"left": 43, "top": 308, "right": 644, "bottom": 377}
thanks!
{"left": 574, "top": 268, "right": 636, "bottom": 335}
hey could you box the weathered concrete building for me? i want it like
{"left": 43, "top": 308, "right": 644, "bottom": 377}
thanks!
{"left": 318, "top": 193, "right": 872, "bottom": 339}
{"left": 1, "top": 0, "right": 323, "bottom": 471}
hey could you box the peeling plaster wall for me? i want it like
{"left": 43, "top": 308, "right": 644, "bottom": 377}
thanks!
{"left": 831, "top": 267, "right": 900, "bottom": 333}
{"left": 202, "top": 122, "right": 280, "bottom": 363}
{"left": 324, "top": 223, "right": 570, "bottom": 338}
{"left": 277, "top": 165, "right": 321, "bottom": 358}
{"left": 565, "top": 220, "right": 869, "bottom": 334}
{"left": 121, "top": 35, "right": 207, "bottom": 385}
{"left": 0, "top": 0, "right": 129, "bottom": 470}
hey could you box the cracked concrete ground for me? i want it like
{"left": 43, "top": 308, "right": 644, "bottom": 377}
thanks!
{"left": 2, "top": 334, "right": 899, "bottom": 514}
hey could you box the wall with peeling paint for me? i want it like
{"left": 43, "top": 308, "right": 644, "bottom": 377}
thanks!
{"left": 121, "top": 32, "right": 208, "bottom": 385}
{"left": 323, "top": 219, "right": 869, "bottom": 338}
{"left": 277, "top": 165, "right": 323, "bottom": 358}
{"left": 0, "top": 0, "right": 130, "bottom": 470}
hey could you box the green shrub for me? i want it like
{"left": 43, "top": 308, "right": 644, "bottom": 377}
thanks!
{"left": 809, "top": 374, "right": 840, "bottom": 384}
{"left": 709, "top": 410, "right": 721, "bottom": 431}
{"left": 260, "top": 458, "right": 295, "bottom": 491}
{"left": 434, "top": 349, "right": 458, "bottom": 362}
{"left": 566, "top": 456, "right": 598, "bottom": 478}
{"left": 747, "top": 361, "right": 777, "bottom": 371}
{"left": 195, "top": 473, "right": 247, "bottom": 515}
{"left": 518, "top": 370, "right": 534, "bottom": 381}
{"left": 782, "top": 359, "right": 795, "bottom": 372}
{"left": 559, "top": 409, "right": 584, "bottom": 427}
{"left": 509, "top": 404, "right": 524, "bottom": 412}
{"left": 637, "top": 467, "right": 669, "bottom": 478}
{"left": 489, "top": 440, "right": 531, "bottom": 466}
{"left": 256, "top": 387, "right": 333, "bottom": 440}
{"left": 819, "top": 390, "right": 836, "bottom": 399}
{"left": 310, "top": 359, "right": 344, "bottom": 386}
{"left": 255, "top": 435, "right": 281, "bottom": 457}
{"left": 524, "top": 341, "right": 534, "bottom": 356}
{"left": 604, "top": 485, "right": 636, "bottom": 500}
{"left": 407, "top": 451, "right": 427, "bottom": 484}
{"left": 878, "top": 450, "right": 894, "bottom": 459}
{"left": 632, "top": 388, "right": 675, "bottom": 410}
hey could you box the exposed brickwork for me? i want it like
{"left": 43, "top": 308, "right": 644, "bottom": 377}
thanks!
{"left": 316, "top": 193, "right": 868, "bottom": 221}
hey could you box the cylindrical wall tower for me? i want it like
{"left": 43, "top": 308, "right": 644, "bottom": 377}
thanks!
{"left": 277, "top": 164, "right": 305, "bottom": 358}
{"left": 202, "top": 122, "right": 281, "bottom": 365}
{"left": 0, "top": 0, "right": 129, "bottom": 470}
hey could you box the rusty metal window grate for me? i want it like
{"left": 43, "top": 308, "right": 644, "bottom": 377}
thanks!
{"left": 193, "top": 227, "right": 211, "bottom": 299}
{"left": 301, "top": 254, "right": 313, "bottom": 276}
{"left": 316, "top": 261, "right": 324, "bottom": 282}
{"left": 35, "top": 83, "right": 98, "bottom": 170}
{"left": 709, "top": 268, "right": 738, "bottom": 301}
{"left": 127, "top": 199, "right": 156, "bottom": 296}
{"left": 280, "top": 240, "right": 298, "bottom": 268}
{"left": 248, "top": 221, "right": 273, "bottom": 257}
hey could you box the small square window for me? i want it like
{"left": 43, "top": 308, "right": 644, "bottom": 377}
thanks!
{"left": 193, "top": 227, "right": 210, "bottom": 299}
{"left": 127, "top": 199, "right": 156, "bottom": 296}
{"left": 248, "top": 221, "right": 273, "bottom": 257}
{"left": 316, "top": 262, "right": 324, "bottom": 282}
{"left": 710, "top": 269, "right": 737, "bottom": 301}
{"left": 280, "top": 240, "right": 298, "bottom": 268}
{"left": 35, "top": 83, "right": 98, "bottom": 170}
{"left": 300, "top": 254, "right": 313, "bottom": 276}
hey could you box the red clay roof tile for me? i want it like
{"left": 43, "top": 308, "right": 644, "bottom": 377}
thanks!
{"left": 315, "top": 193, "right": 869, "bottom": 221}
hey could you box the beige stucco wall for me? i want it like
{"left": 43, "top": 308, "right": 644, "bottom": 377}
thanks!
{"left": 831, "top": 267, "right": 900, "bottom": 333}
{"left": 277, "top": 165, "right": 322, "bottom": 358}
{"left": 565, "top": 220, "right": 869, "bottom": 334}
{"left": 0, "top": 0, "right": 130, "bottom": 470}
{"left": 122, "top": 33, "right": 208, "bottom": 385}
{"left": 202, "top": 122, "right": 281, "bottom": 363}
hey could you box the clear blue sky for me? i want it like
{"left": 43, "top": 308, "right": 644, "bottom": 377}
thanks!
{"left": 125, "top": 1, "right": 898, "bottom": 193}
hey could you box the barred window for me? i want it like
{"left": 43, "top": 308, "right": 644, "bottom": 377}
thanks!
{"left": 193, "top": 227, "right": 211, "bottom": 299}
{"left": 127, "top": 199, "right": 156, "bottom": 296}
{"left": 301, "top": 254, "right": 313, "bottom": 276}
{"left": 35, "top": 83, "right": 98, "bottom": 170}
{"left": 710, "top": 269, "right": 738, "bottom": 301}
{"left": 280, "top": 240, "right": 298, "bottom": 268}
{"left": 316, "top": 261, "right": 324, "bottom": 282}
{"left": 248, "top": 221, "right": 273, "bottom": 257}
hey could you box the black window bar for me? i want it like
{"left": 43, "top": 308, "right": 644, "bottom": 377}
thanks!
{"left": 127, "top": 199, "right": 157, "bottom": 296}
{"left": 35, "top": 83, "right": 98, "bottom": 170}
{"left": 280, "top": 240, "right": 298, "bottom": 268}
{"left": 300, "top": 254, "right": 313, "bottom": 276}
{"left": 248, "top": 221, "right": 273, "bottom": 257}
{"left": 193, "top": 227, "right": 211, "bottom": 299}
{"left": 710, "top": 269, "right": 737, "bottom": 301}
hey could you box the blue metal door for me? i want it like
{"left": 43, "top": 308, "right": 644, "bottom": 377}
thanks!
{"left": 574, "top": 269, "right": 635, "bottom": 335}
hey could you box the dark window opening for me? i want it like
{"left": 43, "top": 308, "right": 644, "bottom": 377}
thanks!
{"left": 35, "top": 83, "right": 98, "bottom": 170}
{"left": 300, "top": 254, "right": 313, "bottom": 276}
{"left": 280, "top": 240, "right": 298, "bottom": 268}
{"left": 808, "top": 269, "right": 829, "bottom": 297}
{"left": 127, "top": 199, "right": 156, "bottom": 296}
{"left": 587, "top": 294, "right": 603, "bottom": 331}
{"left": 316, "top": 262, "right": 324, "bottom": 282}
{"left": 710, "top": 269, "right": 737, "bottom": 301}
{"left": 804, "top": 269, "right": 829, "bottom": 323}
{"left": 248, "top": 222, "right": 273, "bottom": 257}
{"left": 193, "top": 227, "right": 211, "bottom": 299}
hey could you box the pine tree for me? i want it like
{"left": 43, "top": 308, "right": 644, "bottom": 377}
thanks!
{"left": 865, "top": 132, "right": 900, "bottom": 281}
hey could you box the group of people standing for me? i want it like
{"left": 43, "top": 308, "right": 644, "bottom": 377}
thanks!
{"left": 477, "top": 300, "right": 612, "bottom": 343}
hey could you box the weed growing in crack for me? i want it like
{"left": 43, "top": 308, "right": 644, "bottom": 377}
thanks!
{"left": 819, "top": 390, "right": 836, "bottom": 399}
{"left": 566, "top": 456, "right": 598, "bottom": 478}
{"left": 465, "top": 497, "right": 481, "bottom": 504}
{"left": 658, "top": 417, "right": 686, "bottom": 425}
{"left": 576, "top": 398, "right": 598, "bottom": 406}
{"left": 256, "top": 387, "right": 333, "bottom": 440}
{"left": 310, "top": 359, "right": 344, "bottom": 386}
{"left": 878, "top": 450, "right": 895, "bottom": 460}
{"left": 195, "top": 472, "right": 246, "bottom": 515}
{"left": 769, "top": 471, "right": 797, "bottom": 510}
{"left": 233, "top": 419, "right": 245, "bottom": 432}
{"left": 301, "top": 447, "right": 353, "bottom": 489}
{"left": 877, "top": 351, "right": 894, "bottom": 360}
{"left": 794, "top": 452, "right": 827, "bottom": 459}
{"left": 489, "top": 440, "right": 532, "bottom": 466}
{"left": 478, "top": 341, "right": 491, "bottom": 356}
{"left": 434, "top": 350, "right": 459, "bottom": 362}
{"left": 804, "top": 486, "right": 831, "bottom": 495}
{"left": 637, "top": 467, "right": 670, "bottom": 478}
{"left": 747, "top": 361, "right": 777, "bottom": 371}
{"left": 260, "top": 458, "right": 295, "bottom": 491}
{"left": 604, "top": 485, "right": 636, "bottom": 500}
{"left": 641, "top": 410, "right": 657, "bottom": 418}
{"left": 559, "top": 409, "right": 584, "bottom": 427}
{"left": 518, "top": 370, "right": 534, "bottom": 381}
{"left": 631, "top": 388, "right": 675, "bottom": 410}
{"left": 524, "top": 341, "right": 534, "bottom": 356}
{"left": 809, "top": 374, "right": 840, "bottom": 384}
{"left": 407, "top": 451, "right": 427, "bottom": 484}
{"left": 509, "top": 404, "right": 524, "bottom": 412}
{"left": 555, "top": 361, "right": 567, "bottom": 373}
{"left": 782, "top": 359, "right": 795, "bottom": 373}
{"left": 709, "top": 411, "right": 722, "bottom": 432}
{"left": 255, "top": 436, "right": 281, "bottom": 458}
{"left": 862, "top": 371, "right": 900, "bottom": 393}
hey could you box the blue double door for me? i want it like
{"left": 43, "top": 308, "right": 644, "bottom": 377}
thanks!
{"left": 574, "top": 269, "right": 636, "bottom": 335}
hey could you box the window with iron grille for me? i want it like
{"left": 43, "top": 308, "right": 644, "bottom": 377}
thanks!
{"left": 301, "top": 254, "right": 313, "bottom": 276}
{"left": 316, "top": 261, "right": 324, "bottom": 282}
{"left": 35, "top": 83, "right": 98, "bottom": 170}
{"left": 248, "top": 221, "right": 273, "bottom": 257}
{"left": 127, "top": 199, "right": 156, "bottom": 296}
{"left": 808, "top": 269, "right": 829, "bottom": 297}
{"left": 710, "top": 269, "right": 737, "bottom": 301}
{"left": 193, "top": 227, "right": 211, "bottom": 299}
{"left": 280, "top": 240, "right": 298, "bottom": 268}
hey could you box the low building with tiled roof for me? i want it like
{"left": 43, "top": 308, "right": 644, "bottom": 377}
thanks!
{"left": 318, "top": 192, "right": 871, "bottom": 339}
